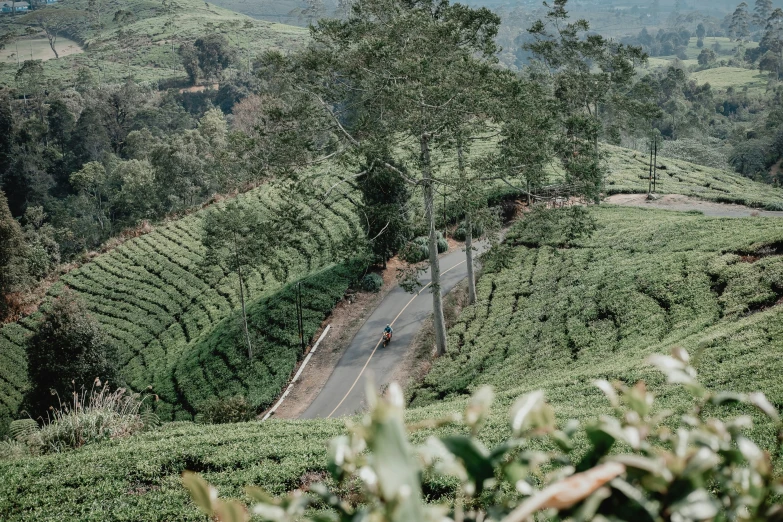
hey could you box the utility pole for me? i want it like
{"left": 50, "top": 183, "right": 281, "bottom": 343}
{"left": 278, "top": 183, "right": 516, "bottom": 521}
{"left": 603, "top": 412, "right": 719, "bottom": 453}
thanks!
{"left": 648, "top": 133, "right": 655, "bottom": 195}
{"left": 296, "top": 282, "right": 305, "bottom": 357}
{"left": 653, "top": 137, "right": 658, "bottom": 193}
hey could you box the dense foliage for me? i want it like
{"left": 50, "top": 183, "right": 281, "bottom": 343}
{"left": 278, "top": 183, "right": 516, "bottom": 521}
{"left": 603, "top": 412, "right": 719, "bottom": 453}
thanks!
{"left": 186, "top": 354, "right": 783, "bottom": 522}
{"left": 411, "top": 207, "right": 783, "bottom": 417}
{"left": 3, "top": 207, "right": 783, "bottom": 521}
{"left": 0, "top": 179, "right": 362, "bottom": 434}
{"left": 25, "top": 289, "right": 118, "bottom": 419}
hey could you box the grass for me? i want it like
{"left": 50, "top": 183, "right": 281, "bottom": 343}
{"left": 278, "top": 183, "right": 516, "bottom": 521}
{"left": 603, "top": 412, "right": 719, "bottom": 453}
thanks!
{"left": 0, "top": 36, "right": 83, "bottom": 64}
{"left": 691, "top": 66, "right": 770, "bottom": 93}
{"left": 602, "top": 143, "right": 783, "bottom": 208}
{"left": 3, "top": 206, "right": 783, "bottom": 520}
{"left": 0, "top": 172, "right": 362, "bottom": 435}
{"left": 0, "top": 0, "right": 308, "bottom": 86}
{"left": 641, "top": 37, "right": 770, "bottom": 94}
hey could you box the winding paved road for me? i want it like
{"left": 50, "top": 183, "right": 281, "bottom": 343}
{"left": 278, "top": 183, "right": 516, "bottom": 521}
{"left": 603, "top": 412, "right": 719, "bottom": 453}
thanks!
{"left": 301, "top": 242, "right": 489, "bottom": 419}
{"left": 301, "top": 193, "right": 783, "bottom": 419}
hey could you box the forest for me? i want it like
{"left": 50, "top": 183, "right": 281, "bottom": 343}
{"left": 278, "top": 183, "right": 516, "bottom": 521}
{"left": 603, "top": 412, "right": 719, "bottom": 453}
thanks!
{"left": 2, "top": 0, "right": 783, "bottom": 520}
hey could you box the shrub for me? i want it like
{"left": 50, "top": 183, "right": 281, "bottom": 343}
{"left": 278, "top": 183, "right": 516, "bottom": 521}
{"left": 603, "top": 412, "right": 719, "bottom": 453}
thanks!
{"left": 400, "top": 241, "right": 427, "bottom": 263}
{"left": 510, "top": 205, "right": 596, "bottom": 248}
{"left": 0, "top": 440, "right": 27, "bottom": 460}
{"left": 436, "top": 231, "right": 448, "bottom": 253}
{"left": 360, "top": 273, "right": 383, "bottom": 293}
{"left": 186, "top": 347, "right": 783, "bottom": 522}
{"left": 196, "top": 395, "right": 254, "bottom": 424}
{"left": 8, "top": 384, "right": 148, "bottom": 456}
{"left": 400, "top": 233, "right": 448, "bottom": 263}
{"left": 25, "top": 289, "right": 118, "bottom": 418}
{"left": 764, "top": 201, "right": 783, "bottom": 211}
{"left": 453, "top": 223, "right": 484, "bottom": 241}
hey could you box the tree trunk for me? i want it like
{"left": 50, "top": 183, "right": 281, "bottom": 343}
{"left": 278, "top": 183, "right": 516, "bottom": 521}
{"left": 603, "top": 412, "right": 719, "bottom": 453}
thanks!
{"left": 457, "top": 141, "right": 476, "bottom": 305}
{"left": 234, "top": 234, "right": 253, "bottom": 360}
{"left": 46, "top": 31, "right": 59, "bottom": 59}
{"left": 421, "top": 133, "right": 448, "bottom": 356}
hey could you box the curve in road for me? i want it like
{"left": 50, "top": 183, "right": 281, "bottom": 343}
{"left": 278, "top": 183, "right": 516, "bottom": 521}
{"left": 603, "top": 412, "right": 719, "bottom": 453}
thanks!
{"left": 302, "top": 193, "right": 783, "bottom": 419}
{"left": 301, "top": 242, "right": 488, "bottom": 419}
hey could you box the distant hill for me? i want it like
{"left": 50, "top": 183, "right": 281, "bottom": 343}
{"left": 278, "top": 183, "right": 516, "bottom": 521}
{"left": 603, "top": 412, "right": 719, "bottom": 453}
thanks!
{"left": 0, "top": 0, "right": 308, "bottom": 86}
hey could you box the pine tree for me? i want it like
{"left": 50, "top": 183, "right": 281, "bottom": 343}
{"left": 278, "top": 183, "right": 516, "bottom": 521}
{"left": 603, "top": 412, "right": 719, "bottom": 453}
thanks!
{"left": 754, "top": 0, "right": 773, "bottom": 31}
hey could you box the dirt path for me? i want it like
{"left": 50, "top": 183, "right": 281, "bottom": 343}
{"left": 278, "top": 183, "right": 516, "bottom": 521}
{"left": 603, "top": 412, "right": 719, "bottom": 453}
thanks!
{"left": 606, "top": 193, "right": 783, "bottom": 218}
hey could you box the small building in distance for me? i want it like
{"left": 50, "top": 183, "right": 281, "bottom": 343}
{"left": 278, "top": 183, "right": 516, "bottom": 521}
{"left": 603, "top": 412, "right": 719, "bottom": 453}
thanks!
{"left": 1, "top": 1, "right": 31, "bottom": 13}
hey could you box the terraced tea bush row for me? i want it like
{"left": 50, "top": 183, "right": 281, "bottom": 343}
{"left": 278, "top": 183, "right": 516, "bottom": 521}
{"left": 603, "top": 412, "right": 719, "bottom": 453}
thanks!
{"left": 410, "top": 207, "right": 783, "bottom": 433}
{"left": 0, "top": 419, "right": 345, "bottom": 521}
{"left": 602, "top": 144, "right": 783, "bottom": 208}
{"left": 0, "top": 179, "right": 362, "bottom": 429}
{"left": 175, "top": 262, "right": 364, "bottom": 416}
{"left": 3, "top": 207, "right": 783, "bottom": 520}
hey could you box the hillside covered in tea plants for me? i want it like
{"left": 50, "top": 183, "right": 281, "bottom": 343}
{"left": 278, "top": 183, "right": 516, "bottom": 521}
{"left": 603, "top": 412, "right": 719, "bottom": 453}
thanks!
{"left": 0, "top": 175, "right": 362, "bottom": 435}
{"left": 4, "top": 205, "right": 783, "bottom": 520}
{"left": 410, "top": 206, "right": 783, "bottom": 436}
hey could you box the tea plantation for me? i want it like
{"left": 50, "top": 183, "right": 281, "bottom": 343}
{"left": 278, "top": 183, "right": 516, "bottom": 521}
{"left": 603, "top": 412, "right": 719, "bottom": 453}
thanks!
{"left": 4, "top": 206, "right": 783, "bottom": 521}
{"left": 411, "top": 206, "right": 783, "bottom": 432}
{"left": 0, "top": 177, "right": 362, "bottom": 433}
{"left": 602, "top": 144, "right": 783, "bottom": 209}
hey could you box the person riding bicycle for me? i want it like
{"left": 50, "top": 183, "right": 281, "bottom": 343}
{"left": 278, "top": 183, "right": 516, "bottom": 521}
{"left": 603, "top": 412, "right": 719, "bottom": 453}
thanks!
{"left": 383, "top": 324, "right": 393, "bottom": 341}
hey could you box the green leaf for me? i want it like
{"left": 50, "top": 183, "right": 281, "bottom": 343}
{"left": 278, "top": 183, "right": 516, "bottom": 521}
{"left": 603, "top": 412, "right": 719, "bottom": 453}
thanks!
{"left": 214, "top": 499, "right": 249, "bottom": 522}
{"left": 509, "top": 390, "right": 546, "bottom": 435}
{"left": 182, "top": 471, "right": 215, "bottom": 516}
{"left": 441, "top": 436, "right": 495, "bottom": 494}
{"left": 594, "top": 380, "right": 619, "bottom": 408}
{"left": 749, "top": 392, "right": 780, "bottom": 422}
{"left": 670, "top": 489, "right": 719, "bottom": 521}
{"left": 244, "top": 486, "right": 274, "bottom": 504}
{"left": 710, "top": 391, "right": 746, "bottom": 406}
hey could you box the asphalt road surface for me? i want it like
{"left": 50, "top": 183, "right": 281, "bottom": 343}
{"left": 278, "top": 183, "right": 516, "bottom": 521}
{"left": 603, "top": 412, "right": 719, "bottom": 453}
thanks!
{"left": 301, "top": 242, "right": 488, "bottom": 419}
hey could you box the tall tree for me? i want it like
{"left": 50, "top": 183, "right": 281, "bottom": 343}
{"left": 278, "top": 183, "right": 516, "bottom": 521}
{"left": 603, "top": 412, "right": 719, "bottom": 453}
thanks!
{"left": 696, "top": 23, "right": 706, "bottom": 47}
{"left": 525, "top": 0, "right": 646, "bottom": 202}
{"left": 0, "top": 190, "right": 28, "bottom": 319}
{"left": 25, "top": 289, "right": 117, "bottom": 418}
{"left": 304, "top": 0, "right": 502, "bottom": 355}
{"left": 730, "top": 3, "right": 751, "bottom": 46}
{"left": 202, "top": 202, "right": 282, "bottom": 360}
{"left": 754, "top": 0, "right": 773, "bottom": 31}
{"left": 357, "top": 157, "right": 410, "bottom": 269}
{"left": 21, "top": 9, "right": 84, "bottom": 60}
{"left": 759, "top": 8, "right": 783, "bottom": 78}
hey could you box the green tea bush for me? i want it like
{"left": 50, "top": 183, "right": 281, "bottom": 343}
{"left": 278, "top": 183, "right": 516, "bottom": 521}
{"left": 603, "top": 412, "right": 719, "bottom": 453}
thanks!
{"left": 453, "top": 222, "right": 484, "bottom": 241}
{"left": 414, "top": 207, "right": 783, "bottom": 408}
{"left": 0, "top": 176, "right": 363, "bottom": 424}
{"left": 360, "top": 273, "right": 383, "bottom": 293}
{"left": 400, "top": 241, "right": 428, "bottom": 263}
{"left": 186, "top": 348, "right": 783, "bottom": 522}
{"left": 174, "top": 262, "right": 363, "bottom": 415}
{"left": 509, "top": 204, "right": 596, "bottom": 248}
{"left": 602, "top": 143, "right": 783, "bottom": 208}
{"left": 196, "top": 395, "right": 253, "bottom": 424}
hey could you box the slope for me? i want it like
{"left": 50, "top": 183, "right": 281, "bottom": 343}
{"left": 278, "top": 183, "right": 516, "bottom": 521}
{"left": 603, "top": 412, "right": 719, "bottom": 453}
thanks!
{"left": 5, "top": 207, "right": 783, "bottom": 521}
{"left": 603, "top": 143, "right": 783, "bottom": 209}
{"left": 0, "top": 0, "right": 308, "bottom": 86}
{"left": 410, "top": 206, "right": 783, "bottom": 441}
{"left": 0, "top": 172, "right": 361, "bottom": 433}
